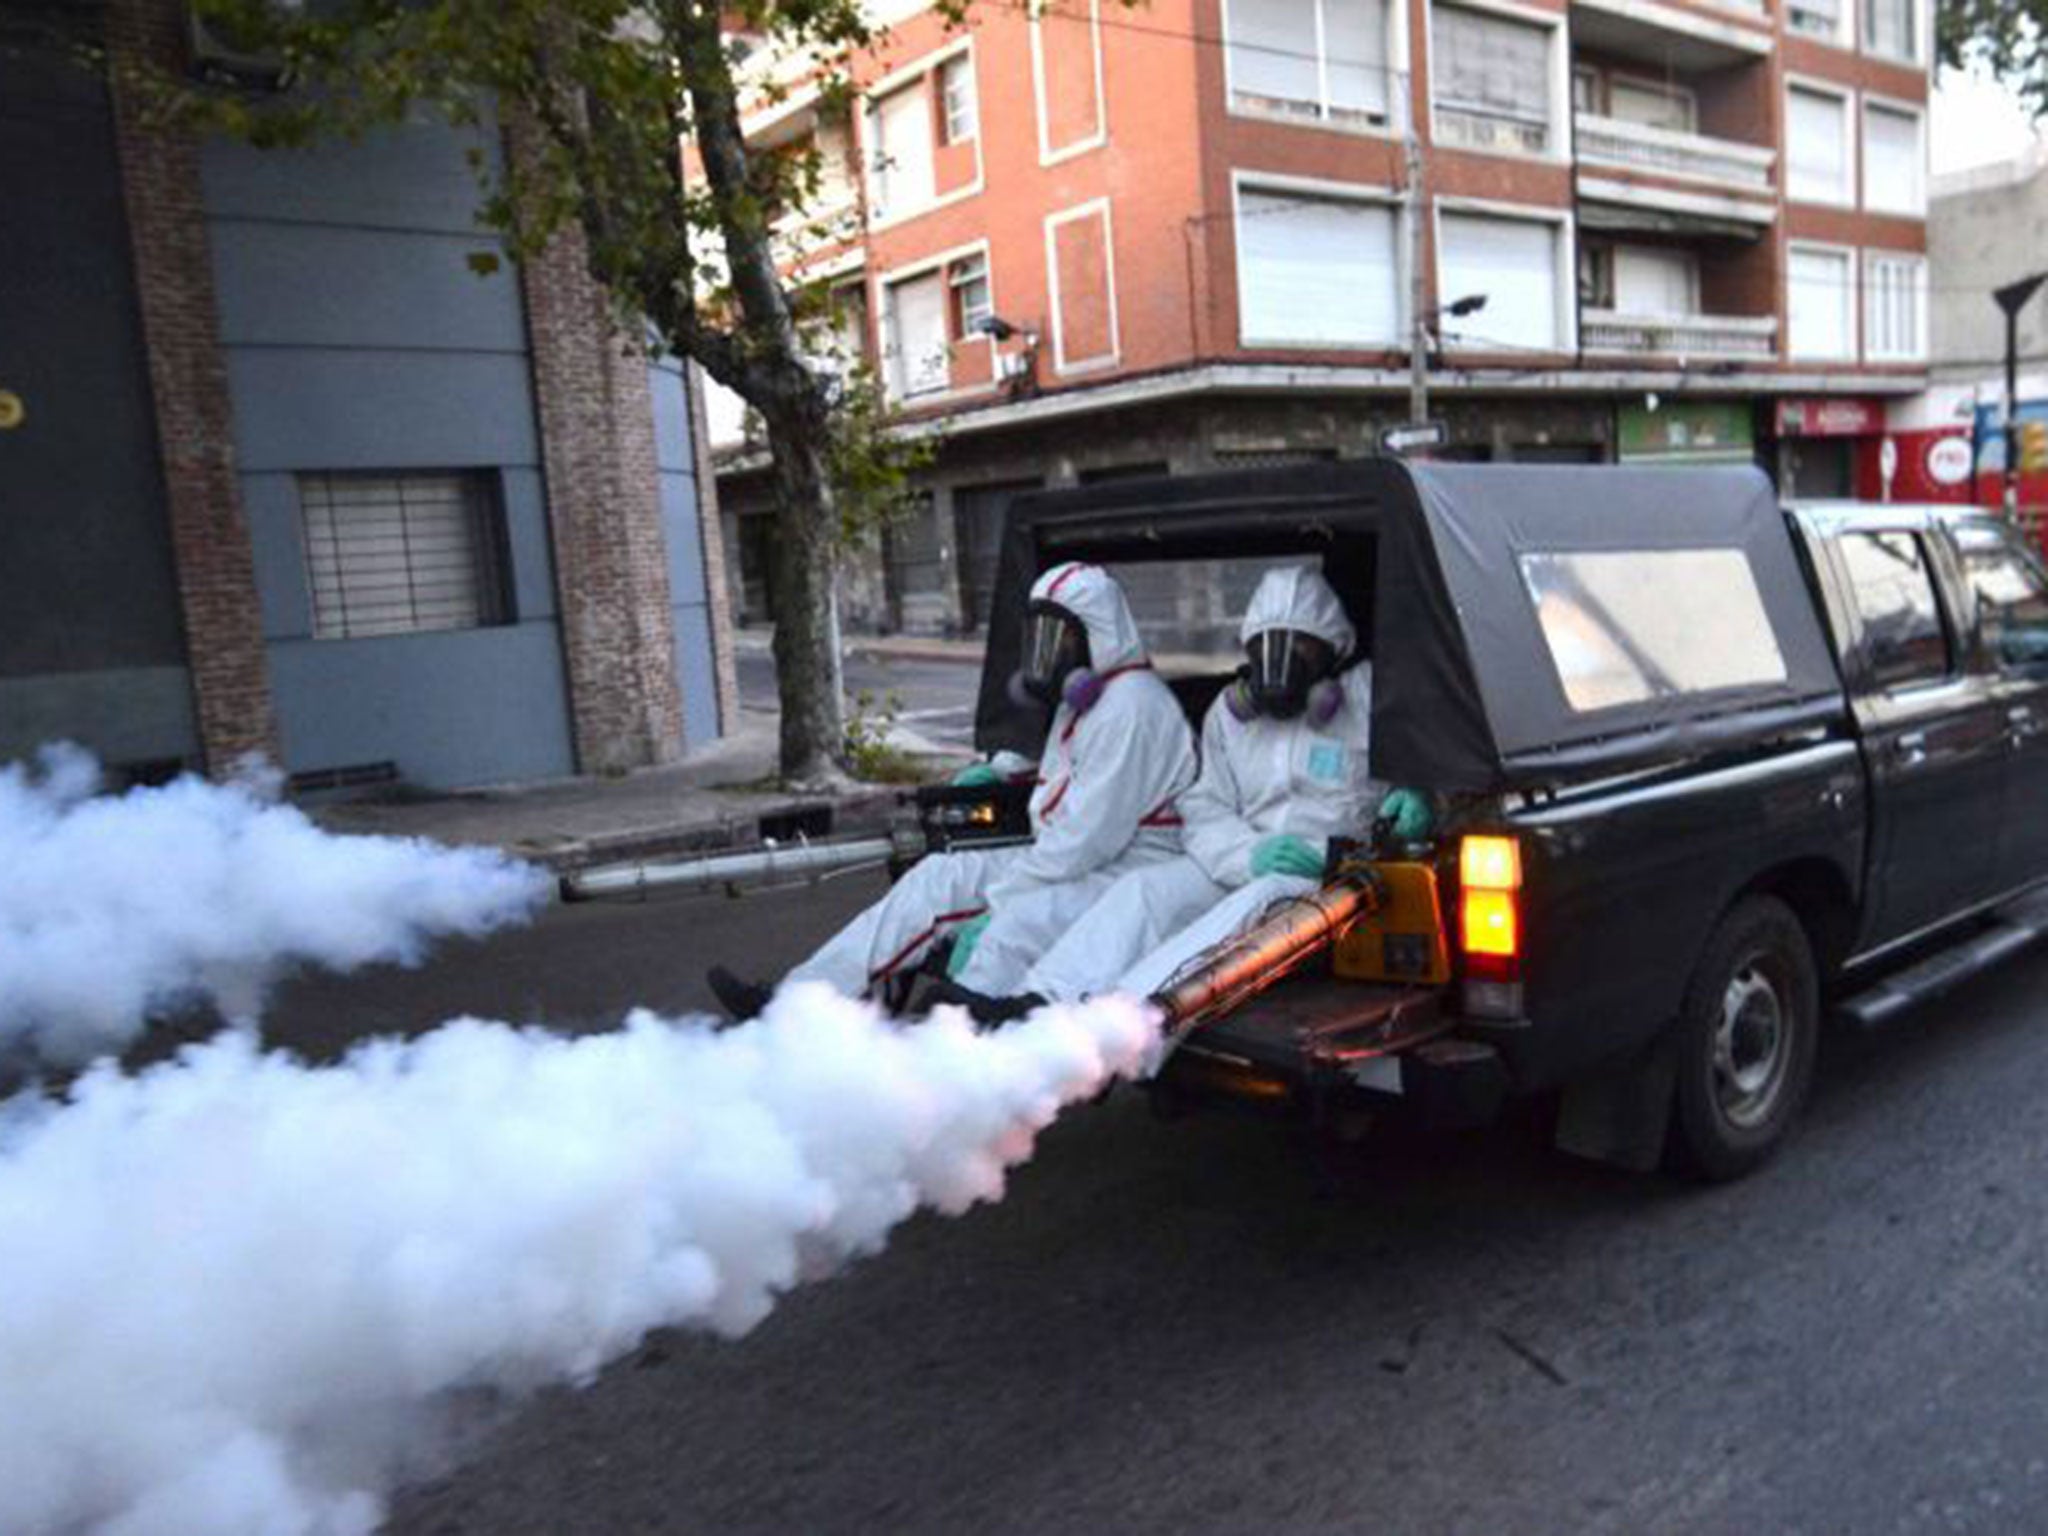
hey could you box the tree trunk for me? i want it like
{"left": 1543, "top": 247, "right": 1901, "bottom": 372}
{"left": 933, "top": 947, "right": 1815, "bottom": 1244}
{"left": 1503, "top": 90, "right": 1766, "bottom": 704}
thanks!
{"left": 762, "top": 407, "right": 845, "bottom": 786}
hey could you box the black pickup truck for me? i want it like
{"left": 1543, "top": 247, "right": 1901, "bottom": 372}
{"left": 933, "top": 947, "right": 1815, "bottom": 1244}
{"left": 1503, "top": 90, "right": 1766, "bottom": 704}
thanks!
{"left": 964, "top": 459, "right": 2048, "bottom": 1179}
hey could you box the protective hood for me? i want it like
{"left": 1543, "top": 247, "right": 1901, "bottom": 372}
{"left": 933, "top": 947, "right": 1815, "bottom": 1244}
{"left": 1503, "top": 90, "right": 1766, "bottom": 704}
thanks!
{"left": 1239, "top": 566, "right": 1356, "bottom": 661}
{"left": 1029, "top": 562, "right": 1147, "bottom": 673}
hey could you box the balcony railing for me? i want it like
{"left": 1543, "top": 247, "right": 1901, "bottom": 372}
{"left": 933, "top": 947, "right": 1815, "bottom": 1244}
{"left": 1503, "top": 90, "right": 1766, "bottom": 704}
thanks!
{"left": 1581, "top": 309, "right": 1779, "bottom": 359}
{"left": 1574, "top": 112, "right": 1775, "bottom": 191}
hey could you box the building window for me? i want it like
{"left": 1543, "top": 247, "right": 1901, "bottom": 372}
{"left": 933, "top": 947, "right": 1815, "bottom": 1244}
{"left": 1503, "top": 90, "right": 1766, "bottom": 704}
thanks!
{"left": 299, "top": 472, "right": 507, "bottom": 641}
{"left": 1608, "top": 78, "right": 1695, "bottom": 133}
{"left": 1863, "top": 101, "right": 1925, "bottom": 215}
{"left": 1430, "top": 4, "right": 1556, "bottom": 156}
{"left": 1862, "top": 0, "right": 1919, "bottom": 61}
{"left": 1437, "top": 208, "right": 1568, "bottom": 351}
{"left": 1235, "top": 184, "right": 1401, "bottom": 347}
{"left": 867, "top": 81, "right": 935, "bottom": 221}
{"left": 1787, "top": 0, "right": 1848, "bottom": 43}
{"left": 939, "top": 55, "right": 977, "bottom": 143}
{"left": 882, "top": 269, "right": 951, "bottom": 399}
{"left": 1786, "top": 83, "right": 1853, "bottom": 205}
{"left": 1226, "top": 0, "right": 1395, "bottom": 128}
{"left": 1788, "top": 244, "right": 1856, "bottom": 360}
{"left": 948, "top": 251, "right": 993, "bottom": 337}
{"left": 1585, "top": 243, "right": 1699, "bottom": 315}
{"left": 1864, "top": 251, "right": 1928, "bottom": 362}
{"left": 800, "top": 280, "right": 871, "bottom": 380}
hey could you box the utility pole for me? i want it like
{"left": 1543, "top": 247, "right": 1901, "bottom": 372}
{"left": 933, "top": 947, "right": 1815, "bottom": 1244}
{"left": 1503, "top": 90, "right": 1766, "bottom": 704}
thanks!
{"left": 1994, "top": 273, "right": 2047, "bottom": 518}
{"left": 1406, "top": 130, "right": 1428, "bottom": 426}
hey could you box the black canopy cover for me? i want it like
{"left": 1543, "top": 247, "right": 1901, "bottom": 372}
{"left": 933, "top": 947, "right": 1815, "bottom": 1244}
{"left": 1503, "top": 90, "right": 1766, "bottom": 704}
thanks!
{"left": 974, "top": 459, "right": 1845, "bottom": 791}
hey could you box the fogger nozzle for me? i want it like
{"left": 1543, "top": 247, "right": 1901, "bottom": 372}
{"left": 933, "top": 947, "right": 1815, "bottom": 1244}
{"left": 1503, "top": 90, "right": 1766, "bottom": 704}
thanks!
{"left": 558, "top": 835, "right": 899, "bottom": 901}
{"left": 1151, "top": 879, "right": 1380, "bottom": 1034}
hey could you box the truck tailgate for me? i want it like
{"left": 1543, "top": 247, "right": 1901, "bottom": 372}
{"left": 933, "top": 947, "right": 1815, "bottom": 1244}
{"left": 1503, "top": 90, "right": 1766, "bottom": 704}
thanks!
{"left": 1171, "top": 976, "right": 1450, "bottom": 1079}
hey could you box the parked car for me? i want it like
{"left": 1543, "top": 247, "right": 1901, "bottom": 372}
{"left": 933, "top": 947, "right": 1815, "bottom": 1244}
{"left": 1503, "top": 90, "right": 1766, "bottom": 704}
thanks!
{"left": 965, "top": 459, "right": 2048, "bottom": 1179}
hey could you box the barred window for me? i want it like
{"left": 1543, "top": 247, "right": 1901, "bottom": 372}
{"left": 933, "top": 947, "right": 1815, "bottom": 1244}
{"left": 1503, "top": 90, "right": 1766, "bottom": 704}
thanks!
{"left": 298, "top": 471, "right": 508, "bottom": 640}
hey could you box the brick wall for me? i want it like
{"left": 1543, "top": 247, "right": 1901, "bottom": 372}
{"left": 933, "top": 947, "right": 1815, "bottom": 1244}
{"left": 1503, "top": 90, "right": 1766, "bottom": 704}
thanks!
{"left": 105, "top": 0, "right": 279, "bottom": 774}
{"left": 511, "top": 118, "right": 686, "bottom": 775}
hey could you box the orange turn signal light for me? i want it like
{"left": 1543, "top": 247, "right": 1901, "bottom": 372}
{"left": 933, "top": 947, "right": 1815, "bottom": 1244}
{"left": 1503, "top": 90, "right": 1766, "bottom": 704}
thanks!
{"left": 1461, "top": 888, "right": 1519, "bottom": 957}
{"left": 1460, "top": 834, "right": 1522, "bottom": 891}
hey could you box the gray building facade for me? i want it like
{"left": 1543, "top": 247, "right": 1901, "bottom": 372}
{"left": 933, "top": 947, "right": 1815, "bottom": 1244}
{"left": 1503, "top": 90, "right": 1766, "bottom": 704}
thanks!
{"left": 0, "top": 0, "right": 734, "bottom": 790}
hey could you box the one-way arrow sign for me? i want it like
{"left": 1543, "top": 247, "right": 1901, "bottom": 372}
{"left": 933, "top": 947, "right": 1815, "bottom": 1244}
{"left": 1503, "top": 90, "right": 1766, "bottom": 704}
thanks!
{"left": 1380, "top": 421, "right": 1448, "bottom": 454}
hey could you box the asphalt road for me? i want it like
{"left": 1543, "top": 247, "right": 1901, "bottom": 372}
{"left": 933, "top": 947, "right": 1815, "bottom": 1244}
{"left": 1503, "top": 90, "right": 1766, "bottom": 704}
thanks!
{"left": 255, "top": 881, "right": 2048, "bottom": 1536}
{"left": 736, "top": 639, "right": 981, "bottom": 749}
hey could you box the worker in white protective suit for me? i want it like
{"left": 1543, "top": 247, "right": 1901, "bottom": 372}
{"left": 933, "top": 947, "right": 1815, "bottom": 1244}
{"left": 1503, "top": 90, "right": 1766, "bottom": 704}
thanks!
{"left": 954, "top": 565, "right": 1431, "bottom": 1018}
{"left": 707, "top": 561, "right": 1197, "bottom": 1018}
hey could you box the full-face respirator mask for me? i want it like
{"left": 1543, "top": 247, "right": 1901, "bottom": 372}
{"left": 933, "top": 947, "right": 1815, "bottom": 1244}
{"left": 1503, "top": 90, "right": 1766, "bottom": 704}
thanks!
{"left": 1224, "top": 626, "right": 1344, "bottom": 726}
{"left": 1007, "top": 600, "right": 1101, "bottom": 714}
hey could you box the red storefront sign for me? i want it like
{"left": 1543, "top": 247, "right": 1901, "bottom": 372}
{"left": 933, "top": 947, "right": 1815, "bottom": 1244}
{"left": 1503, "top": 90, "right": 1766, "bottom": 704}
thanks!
{"left": 1776, "top": 398, "right": 1884, "bottom": 437}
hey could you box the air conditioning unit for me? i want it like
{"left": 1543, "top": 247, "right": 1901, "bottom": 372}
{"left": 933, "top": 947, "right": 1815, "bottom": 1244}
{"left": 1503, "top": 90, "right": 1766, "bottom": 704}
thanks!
{"left": 187, "top": 3, "right": 290, "bottom": 88}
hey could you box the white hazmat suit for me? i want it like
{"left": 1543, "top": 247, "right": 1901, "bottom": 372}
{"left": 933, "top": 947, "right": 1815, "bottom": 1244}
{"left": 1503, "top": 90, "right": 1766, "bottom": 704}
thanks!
{"left": 1025, "top": 566, "right": 1385, "bottom": 1002}
{"left": 784, "top": 562, "right": 1198, "bottom": 999}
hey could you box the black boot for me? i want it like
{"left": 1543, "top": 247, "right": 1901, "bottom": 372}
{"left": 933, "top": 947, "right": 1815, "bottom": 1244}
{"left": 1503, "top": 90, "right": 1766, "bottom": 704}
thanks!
{"left": 921, "top": 977, "right": 1047, "bottom": 1029}
{"left": 706, "top": 966, "right": 772, "bottom": 1023}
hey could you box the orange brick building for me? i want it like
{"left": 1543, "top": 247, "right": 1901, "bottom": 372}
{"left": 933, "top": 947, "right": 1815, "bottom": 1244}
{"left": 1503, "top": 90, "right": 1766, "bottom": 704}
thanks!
{"left": 711, "top": 0, "right": 1933, "bottom": 633}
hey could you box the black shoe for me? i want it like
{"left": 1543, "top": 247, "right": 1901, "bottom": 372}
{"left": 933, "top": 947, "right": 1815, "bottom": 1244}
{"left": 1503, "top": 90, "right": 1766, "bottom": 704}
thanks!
{"left": 706, "top": 966, "right": 772, "bottom": 1023}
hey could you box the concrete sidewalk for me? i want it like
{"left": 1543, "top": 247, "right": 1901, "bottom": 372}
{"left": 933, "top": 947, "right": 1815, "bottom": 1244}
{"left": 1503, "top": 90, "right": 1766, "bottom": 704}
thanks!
{"left": 310, "top": 710, "right": 972, "bottom": 873}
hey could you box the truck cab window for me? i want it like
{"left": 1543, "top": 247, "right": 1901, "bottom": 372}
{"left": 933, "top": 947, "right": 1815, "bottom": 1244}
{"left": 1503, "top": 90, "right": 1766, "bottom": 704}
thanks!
{"left": 1838, "top": 530, "right": 1951, "bottom": 689}
{"left": 1952, "top": 521, "right": 2048, "bottom": 671}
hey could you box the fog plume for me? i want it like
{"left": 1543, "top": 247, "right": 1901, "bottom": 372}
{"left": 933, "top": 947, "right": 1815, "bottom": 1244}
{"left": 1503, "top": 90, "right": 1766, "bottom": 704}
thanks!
{"left": 0, "top": 986, "right": 1157, "bottom": 1535}
{"left": 0, "top": 745, "right": 549, "bottom": 1068}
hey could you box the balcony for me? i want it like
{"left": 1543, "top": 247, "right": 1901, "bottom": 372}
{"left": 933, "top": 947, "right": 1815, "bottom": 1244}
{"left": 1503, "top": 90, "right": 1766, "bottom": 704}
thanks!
{"left": 1581, "top": 309, "right": 1778, "bottom": 360}
{"left": 1574, "top": 113, "right": 1774, "bottom": 192}
{"left": 1570, "top": 0, "right": 1772, "bottom": 69}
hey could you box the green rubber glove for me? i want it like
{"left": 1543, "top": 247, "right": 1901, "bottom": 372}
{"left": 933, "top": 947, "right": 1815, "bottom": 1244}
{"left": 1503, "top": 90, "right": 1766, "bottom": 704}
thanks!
{"left": 1381, "top": 787, "right": 1435, "bottom": 842}
{"left": 951, "top": 763, "right": 1002, "bottom": 787}
{"left": 1250, "top": 834, "right": 1326, "bottom": 879}
{"left": 946, "top": 912, "right": 993, "bottom": 978}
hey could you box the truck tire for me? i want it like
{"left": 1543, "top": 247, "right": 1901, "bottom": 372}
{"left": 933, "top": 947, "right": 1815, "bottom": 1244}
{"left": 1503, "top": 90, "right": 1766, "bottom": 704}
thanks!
{"left": 1666, "top": 895, "right": 1819, "bottom": 1182}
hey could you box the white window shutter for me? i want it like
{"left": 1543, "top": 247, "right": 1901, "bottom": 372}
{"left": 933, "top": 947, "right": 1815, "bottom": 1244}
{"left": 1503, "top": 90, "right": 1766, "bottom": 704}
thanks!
{"left": 1788, "top": 247, "right": 1852, "bottom": 359}
{"left": 1788, "top": 88, "right": 1846, "bottom": 201}
{"left": 872, "top": 86, "right": 934, "bottom": 217}
{"left": 1237, "top": 189, "right": 1400, "bottom": 346}
{"left": 1324, "top": 0, "right": 1390, "bottom": 117}
{"left": 1228, "top": 0, "right": 1320, "bottom": 107}
{"left": 886, "top": 273, "right": 950, "bottom": 397}
{"left": 1613, "top": 247, "right": 1697, "bottom": 316}
{"left": 1864, "top": 106, "right": 1923, "bottom": 214}
{"left": 1438, "top": 212, "right": 1562, "bottom": 350}
{"left": 1433, "top": 7, "right": 1550, "bottom": 123}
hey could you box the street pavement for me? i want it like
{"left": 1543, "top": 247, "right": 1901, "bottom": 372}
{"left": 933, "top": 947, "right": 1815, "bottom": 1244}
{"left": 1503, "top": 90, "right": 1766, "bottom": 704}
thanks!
{"left": 737, "top": 634, "right": 982, "bottom": 751}
{"left": 249, "top": 879, "right": 2048, "bottom": 1536}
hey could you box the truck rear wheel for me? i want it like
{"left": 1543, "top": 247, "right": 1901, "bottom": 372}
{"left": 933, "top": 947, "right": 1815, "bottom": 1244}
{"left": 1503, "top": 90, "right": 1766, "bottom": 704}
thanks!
{"left": 1666, "top": 895, "right": 1818, "bottom": 1182}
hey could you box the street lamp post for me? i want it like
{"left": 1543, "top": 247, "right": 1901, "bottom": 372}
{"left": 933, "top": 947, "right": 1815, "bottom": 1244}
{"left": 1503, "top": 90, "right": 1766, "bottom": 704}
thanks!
{"left": 1408, "top": 293, "right": 1488, "bottom": 428}
{"left": 1993, "top": 273, "right": 2047, "bottom": 518}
